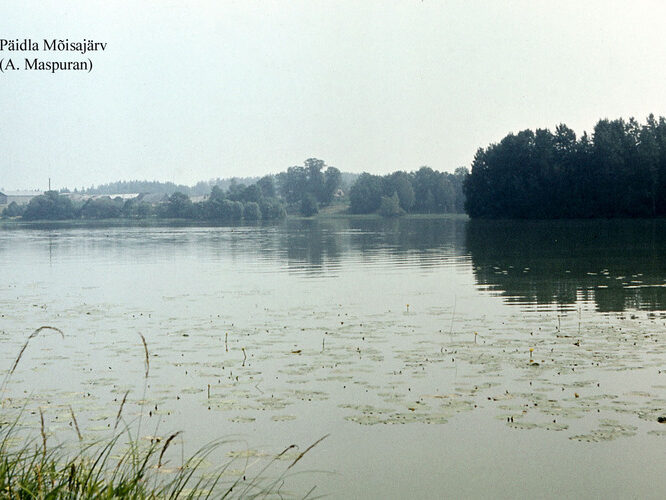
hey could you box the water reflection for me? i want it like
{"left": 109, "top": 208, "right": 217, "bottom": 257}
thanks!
{"left": 466, "top": 219, "right": 666, "bottom": 312}
{"left": 3, "top": 216, "right": 666, "bottom": 312}
{"left": 275, "top": 217, "right": 469, "bottom": 275}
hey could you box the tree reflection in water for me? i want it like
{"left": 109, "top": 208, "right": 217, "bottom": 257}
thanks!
{"left": 466, "top": 218, "right": 666, "bottom": 312}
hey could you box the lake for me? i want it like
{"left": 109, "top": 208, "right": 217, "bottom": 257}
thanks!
{"left": 1, "top": 216, "right": 665, "bottom": 498}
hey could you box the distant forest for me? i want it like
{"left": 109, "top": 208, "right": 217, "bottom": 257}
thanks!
{"left": 80, "top": 178, "right": 260, "bottom": 197}
{"left": 7, "top": 177, "right": 286, "bottom": 222}
{"left": 464, "top": 115, "right": 666, "bottom": 218}
{"left": 3, "top": 159, "right": 466, "bottom": 221}
{"left": 8, "top": 114, "right": 665, "bottom": 222}
{"left": 77, "top": 172, "right": 361, "bottom": 198}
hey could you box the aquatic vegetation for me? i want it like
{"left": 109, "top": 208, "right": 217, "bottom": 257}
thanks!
{"left": 0, "top": 327, "right": 326, "bottom": 499}
{"left": 3, "top": 220, "right": 666, "bottom": 497}
{"left": 569, "top": 420, "right": 637, "bottom": 442}
{"left": 0, "top": 416, "right": 325, "bottom": 499}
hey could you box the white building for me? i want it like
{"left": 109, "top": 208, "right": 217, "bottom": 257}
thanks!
{"left": 0, "top": 190, "right": 43, "bottom": 207}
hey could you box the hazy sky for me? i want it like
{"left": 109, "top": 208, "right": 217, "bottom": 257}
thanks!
{"left": 2, "top": 0, "right": 666, "bottom": 191}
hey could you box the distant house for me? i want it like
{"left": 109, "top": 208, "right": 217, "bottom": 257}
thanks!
{"left": 63, "top": 193, "right": 92, "bottom": 203}
{"left": 96, "top": 193, "right": 141, "bottom": 201}
{"left": 0, "top": 190, "right": 42, "bottom": 207}
{"left": 138, "top": 192, "right": 169, "bottom": 204}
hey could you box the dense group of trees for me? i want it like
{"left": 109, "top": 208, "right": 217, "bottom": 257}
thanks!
{"left": 158, "top": 179, "right": 286, "bottom": 221}
{"left": 2, "top": 161, "right": 466, "bottom": 221}
{"left": 22, "top": 191, "right": 77, "bottom": 220}
{"left": 69, "top": 158, "right": 344, "bottom": 218}
{"left": 25, "top": 111, "right": 666, "bottom": 223}
{"left": 78, "top": 169, "right": 355, "bottom": 202}
{"left": 11, "top": 114, "right": 666, "bottom": 223}
{"left": 2, "top": 201, "right": 26, "bottom": 218}
{"left": 464, "top": 115, "right": 666, "bottom": 218}
{"left": 276, "top": 158, "right": 342, "bottom": 216}
{"left": 349, "top": 167, "right": 467, "bottom": 215}
{"left": 5, "top": 178, "right": 287, "bottom": 222}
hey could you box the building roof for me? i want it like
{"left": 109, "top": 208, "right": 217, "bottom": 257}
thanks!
{"left": 63, "top": 193, "right": 141, "bottom": 201}
{"left": 0, "top": 190, "right": 43, "bottom": 197}
{"left": 140, "top": 193, "right": 169, "bottom": 203}
{"left": 93, "top": 193, "right": 140, "bottom": 200}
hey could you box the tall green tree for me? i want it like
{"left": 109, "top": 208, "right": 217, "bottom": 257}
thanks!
{"left": 464, "top": 114, "right": 666, "bottom": 219}
{"left": 165, "top": 192, "right": 194, "bottom": 219}
{"left": 23, "top": 191, "right": 76, "bottom": 220}
{"left": 349, "top": 173, "right": 384, "bottom": 214}
{"left": 323, "top": 167, "right": 342, "bottom": 205}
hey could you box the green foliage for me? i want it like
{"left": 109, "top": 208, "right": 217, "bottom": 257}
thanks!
{"left": 349, "top": 173, "right": 383, "bottom": 214}
{"left": 82, "top": 179, "right": 195, "bottom": 196}
{"left": 378, "top": 192, "right": 404, "bottom": 217}
{"left": 0, "top": 419, "right": 324, "bottom": 499}
{"left": 259, "top": 198, "right": 287, "bottom": 220}
{"left": 299, "top": 194, "right": 319, "bottom": 217}
{"left": 276, "top": 158, "right": 341, "bottom": 210}
{"left": 0, "top": 327, "right": 325, "bottom": 499}
{"left": 257, "top": 176, "right": 276, "bottom": 198}
{"left": 229, "top": 200, "right": 244, "bottom": 220}
{"left": 238, "top": 184, "right": 262, "bottom": 204}
{"left": 23, "top": 191, "right": 76, "bottom": 220}
{"left": 82, "top": 177, "right": 260, "bottom": 197}
{"left": 119, "top": 177, "right": 287, "bottom": 222}
{"left": 165, "top": 192, "right": 194, "bottom": 219}
{"left": 411, "top": 167, "right": 457, "bottom": 213}
{"left": 122, "top": 199, "right": 153, "bottom": 219}
{"left": 277, "top": 167, "right": 308, "bottom": 205}
{"left": 323, "top": 167, "right": 342, "bottom": 205}
{"left": 305, "top": 158, "right": 325, "bottom": 202}
{"left": 349, "top": 169, "right": 464, "bottom": 215}
{"left": 464, "top": 114, "right": 666, "bottom": 218}
{"left": 209, "top": 185, "right": 225, "bottom": 201}
{"left": 201, "top": 186, "right": 225, "bottom": 219}
{"left": 156, "top": 185, "right": 286, "bottom": 222}
{"left": 2, "top": 202, "right": 25, "bottom": 218}
{"left": 389, "top": 172, "right": 415, "bottom": 212}
{"left": 452, "top": 167, "right": 469, "bottom": 213}
{"left": 80, "top": 197, "right": 123, "bottom": 219}
{"left": 244, "top": 201, "right": 262, "bottom": 221}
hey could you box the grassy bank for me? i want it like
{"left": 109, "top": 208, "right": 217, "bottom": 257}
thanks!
{"left": 0, "top": 420, "right": 322, "bottom": 499}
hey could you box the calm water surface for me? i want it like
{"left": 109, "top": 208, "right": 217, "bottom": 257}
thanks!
{"left": 1, "top": 216, "right": 665, "bottom": 498}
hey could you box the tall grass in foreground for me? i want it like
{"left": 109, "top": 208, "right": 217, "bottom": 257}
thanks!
{"left": 0, "top": 327, "right": 326, "bottom": 499}
{"left": 0, "top": 421, "right": 322, "bottom": 499}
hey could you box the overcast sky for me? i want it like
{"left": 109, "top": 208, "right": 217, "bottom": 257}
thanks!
{"left": 2, "top": 0, "right": 666, "bottom": 191}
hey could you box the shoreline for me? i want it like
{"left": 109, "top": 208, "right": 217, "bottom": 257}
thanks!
{"left": 0, "top": 212, "right": 470, "bottom": 228}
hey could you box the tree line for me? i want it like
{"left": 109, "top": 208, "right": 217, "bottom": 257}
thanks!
{"left": 8, "top": 114, "right": 666, "bottom": 222}
{"left": 4, "top": 178, "right": 287, "bottom": 222}
{"left": 2, "top": 158, "right": 472, "bottom": 221}
{"left": 349, "top": 167, "right": 467, "bottom": 216}
{"left": 464, "top": 115, "right": 666, "bottom": 218}
{"left": 275, "top": 158, "right": 342, "bottom": 216}
{"left": 79, "top": 177, "right": 261, "bottom": 197}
